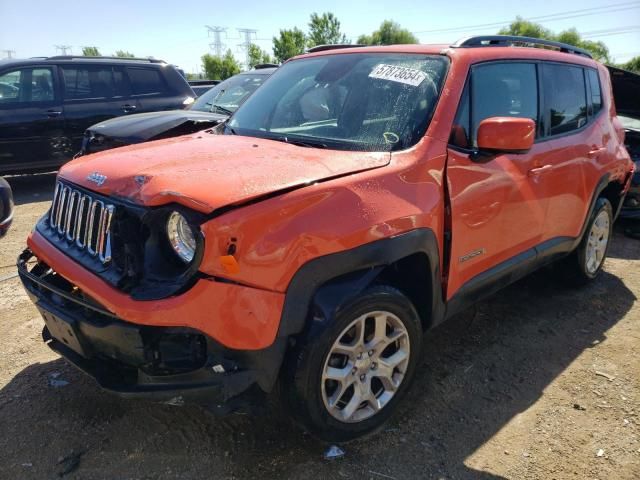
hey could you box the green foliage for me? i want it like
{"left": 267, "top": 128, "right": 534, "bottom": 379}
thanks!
{"left": 497, "top": 17, "right": 554, "bottom": 39}
{"left": 273, "top": 28, "right": 307, "bottom": 63}
{"left": 307, "top": 12, "right": 348, "bottom": 47}
{"left": 498, "top": 18, "right": 611, "bottom": 63}
{"left": 82, "top": 46, "right": 101, "bottom": 56}
{"left": 357, "top": 20, "right": 418, "bottom": 46}
{"left": 248, "top": 44, "right": 276, "bottom": 68}
{"left": 114, "top": 50, "right": 135, "bottom": 58}
{"left": 621, "top": 56, "right": 640, "bottom": 73}
{"left": 202, "top": 50, "right": 242, "bottom": 80}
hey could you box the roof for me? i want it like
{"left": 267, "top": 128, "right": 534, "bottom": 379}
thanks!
{"left": 292, "top": 38, "right": 600, "bottom": 67}
{"left": 0, "top": 56, "right": 167, "bottom": 69}
{"left": 241, "top": 67, "right": 277, "bottom": 75}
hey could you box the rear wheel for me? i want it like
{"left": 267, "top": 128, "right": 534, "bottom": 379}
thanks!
{"left": 283, "top": 286, "right": 422, "bottom": 441}
{"left": 564, "top": 197, "right": 613, "bottom": 284}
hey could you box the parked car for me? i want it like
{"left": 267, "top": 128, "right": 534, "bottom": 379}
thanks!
{"left": 607, "top": 65, "right": 640, "bottom": 219}
{"left": 80, "top": 67, "right": 276, "bottom": 155}
{"left": 0, "top": 176, "right": 13, "bottom": 238}
{"left": 188, "top": 79, "right": 221, "bottom": 97}
{"left": 0, "top": 56, "right": 195, "bottom": 175}
{"left": 18, "top": 36, "right": 634, "bottom": 441}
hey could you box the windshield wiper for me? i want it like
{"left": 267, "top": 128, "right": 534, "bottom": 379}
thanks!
{"left": 212, "top": 105, "right": 234, "bottom": 116}
{"left": 274, "top": 136, "right": 328, "bottom": 149}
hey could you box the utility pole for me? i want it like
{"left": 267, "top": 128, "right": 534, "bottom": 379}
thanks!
{"left": 54, "top": 45, "right": 73, "bottom": 55}
{"left": 1, "top": 49, "right": 15, "bottom": 59}
{"left": 205, "top": 26, "right": 227, "bottom": 57}
{"left": 237, "top": 28, "right": 257, "bottom": 69}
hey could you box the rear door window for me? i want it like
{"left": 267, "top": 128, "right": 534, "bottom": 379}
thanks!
{"left": 542, "top": 64, "right": 588, "bottom": 136}
{"left": 61, "top": 66, "right": 116, "bottom": 100}
{"left": 127, "top": 68, "right": 165, "bottom": 95}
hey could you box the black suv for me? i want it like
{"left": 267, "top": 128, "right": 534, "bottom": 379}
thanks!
{"left": 0, "top": 56, "right": 195, "bottom": 175}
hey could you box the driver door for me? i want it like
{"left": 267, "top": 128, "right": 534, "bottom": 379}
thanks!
{"left": 445, "top": 61, "right": 549, "bottom": 299}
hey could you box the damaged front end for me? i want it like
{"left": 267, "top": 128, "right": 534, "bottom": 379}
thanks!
{"left": 18, "top": 249, "right": 282, "bottom": 413}
{"left": 79, "top": 111, "right": 227, "bottom": 156}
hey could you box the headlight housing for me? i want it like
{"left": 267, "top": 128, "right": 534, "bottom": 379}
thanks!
{"left": 167, "top": 211, "right": 197, "bottom": 263}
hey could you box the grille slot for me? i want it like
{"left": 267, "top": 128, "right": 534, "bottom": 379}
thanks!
{"left": 49, "top": 182, "right": 114, "bottom": 264}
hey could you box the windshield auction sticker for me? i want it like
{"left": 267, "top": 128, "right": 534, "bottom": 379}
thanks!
{"left": 369, "top": 64, "right": 427, "bottom": 87}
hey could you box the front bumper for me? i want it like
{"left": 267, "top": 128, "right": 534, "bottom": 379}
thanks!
{"left": 18, "top": 249, "right": 286, "bottom": 410}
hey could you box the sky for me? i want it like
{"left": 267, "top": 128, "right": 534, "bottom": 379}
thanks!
{"left": 0, "top": 0, "right": 638, "bottom": 72}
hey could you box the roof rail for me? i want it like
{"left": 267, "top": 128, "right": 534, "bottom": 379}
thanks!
{"left": 46, "top": 55, "right": 167, "bottom": 63}
{"left": 451, "top": 35, "right": 593, "bottom": 59}
{"left": 306, "top": 44, "right": 365, "bottom": 54}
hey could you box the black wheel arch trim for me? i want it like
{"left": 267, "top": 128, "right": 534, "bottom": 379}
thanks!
{"left": 277, "top": 228, "right": 445, "bottom": 339}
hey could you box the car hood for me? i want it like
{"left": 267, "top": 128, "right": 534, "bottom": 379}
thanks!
{"left": 59, "top": 134, "right": 391, "bottom": 213}
{"left": 88, "top": 110, "right": 227, "bottom": 143}
{"left": 607, "top": 65, "right": 640, "bottom": 120}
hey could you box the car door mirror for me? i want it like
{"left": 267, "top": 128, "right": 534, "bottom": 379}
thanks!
{"left": 477, "top": 117, "right": 536, "bottom": 153}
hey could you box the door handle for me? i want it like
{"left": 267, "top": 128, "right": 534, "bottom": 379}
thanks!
{"left": 121, "top": 104, "right": 137, "bottom": 113}
{"left": 588, "top": 146, "right": 606, "bottom": 157}
{"left": 528, "top": 164, "right": 553, "bottom": 176}
{"left": 45, "top": 109, "right": 62, "bottom": 118}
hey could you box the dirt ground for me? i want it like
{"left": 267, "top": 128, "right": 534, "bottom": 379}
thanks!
{"left": 0, "top": 173, "right": 638, "bottom": 480}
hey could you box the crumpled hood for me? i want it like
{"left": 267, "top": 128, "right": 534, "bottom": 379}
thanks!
{"left": 88, "top": 110, "right": 227, "bottom": 143}
{"left": 59, "top": 134, "right": 390, "bottom": 213}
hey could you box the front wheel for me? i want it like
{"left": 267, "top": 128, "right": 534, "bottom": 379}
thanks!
{"left": 283, "top": 286, "right": 422, "bottom": 441}
{"left": 564, "top": 197, "right": 613, "bottom": 284}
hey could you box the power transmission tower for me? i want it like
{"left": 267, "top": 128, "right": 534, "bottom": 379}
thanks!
{"left": 237, "top": 28, "right": 257, "bottom": 69}
{"left": 205, "top": 26, "right": 227, "bottom": 57}
{"left": 1, "top": 49, "right": 15, "bottom": 59}
{"left": 54, "top": 45, "right": 73, "bottom": 55}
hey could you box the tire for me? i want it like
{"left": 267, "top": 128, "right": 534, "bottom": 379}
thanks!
{"left": 564, "top": 197, "right": 613, "bottom": 284}
{"left": 282, "top": 285, "right": 423, "bottom": 442}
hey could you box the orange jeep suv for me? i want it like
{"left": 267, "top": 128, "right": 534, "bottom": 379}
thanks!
{"left": 19, "top": 36, "right": 634, "bottom": 441}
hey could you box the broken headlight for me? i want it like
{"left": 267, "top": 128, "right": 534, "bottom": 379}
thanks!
{"left": 167, "top": 211, "right": 197, "bottom": 263}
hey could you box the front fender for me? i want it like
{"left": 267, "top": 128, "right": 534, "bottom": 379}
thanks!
{"left": 277, "top": 228, "right": 445, "bottom": 339}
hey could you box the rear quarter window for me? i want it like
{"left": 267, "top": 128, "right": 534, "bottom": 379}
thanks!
{"left": 587, "top": 68, "right": 603, "bottom": 116}
{"left": 127, "top": 68, "right": 166, "bottom": 95}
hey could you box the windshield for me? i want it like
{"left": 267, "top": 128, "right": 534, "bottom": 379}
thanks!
{"left": 191, "top": 73, "right": 267, "bottom": 114}
{"left": 228, "top": 53, "right": 448, "bottom": 151}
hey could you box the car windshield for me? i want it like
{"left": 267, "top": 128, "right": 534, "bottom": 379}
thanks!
{"left": 191, "top": 73, "right": 267, "bottom": 114}
{"left": 228, "top": 53, "right": 449, "bottom": 151}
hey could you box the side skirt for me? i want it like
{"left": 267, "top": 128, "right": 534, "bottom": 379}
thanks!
{"left": 444, "top": 236, "right": 574, "bottom": 320}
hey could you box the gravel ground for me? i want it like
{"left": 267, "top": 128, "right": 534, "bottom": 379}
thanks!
{"left": 0, "top": 173, "right": 638, "bottom": 480}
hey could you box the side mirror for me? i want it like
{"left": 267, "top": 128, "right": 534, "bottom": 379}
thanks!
{"left": 477, "top": 117, "right": 536, "bottom": 153}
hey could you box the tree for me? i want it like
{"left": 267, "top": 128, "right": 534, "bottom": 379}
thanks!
{"left": 201, "top": 50, "right": 242, "bottom": 80}
{"left": 621, "top": 56, "right": 640, "bottom": 73}
{"left": 273, "top": 28, "right": 306, "bottom": 63}
{"left": 307, "top": 12, "right": 348, "bottom": 47}
{"left": 248, "top": 44, "right": 276, "bottom": 68}
{"left": 82, "top": 46, "right": 101, "bottom": 56}
{"left": 114, "top": 50, "right": 135, "bottom": 58}
{"left": 497, "top": 17, "right": 553, "bottom": 39}
{"left": 357, "top": 20, "right": 418, "bottom": 46}
{"left": 498, "top": 18, "right": 611, "bottom": 63}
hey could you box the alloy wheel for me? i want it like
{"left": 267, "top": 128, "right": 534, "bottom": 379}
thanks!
{"left": 585, "top": 209, "right": 610, "bottom": 274}
{"left": 321, "top": 310, "right": 410, "bottom": 423}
